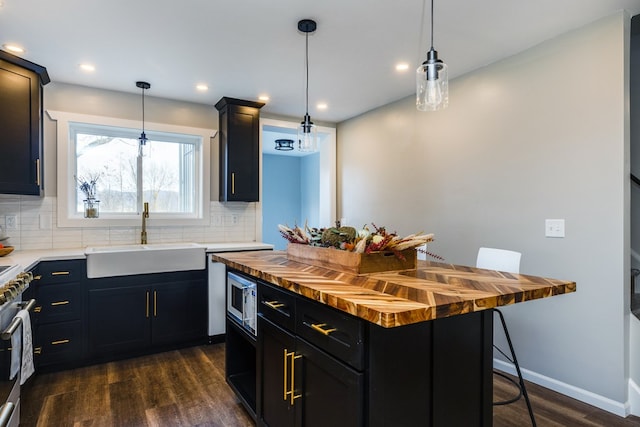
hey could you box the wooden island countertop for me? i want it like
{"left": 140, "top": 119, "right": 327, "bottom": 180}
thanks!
{"left": 211, "top": 250, "right": 576, "bottom": 328}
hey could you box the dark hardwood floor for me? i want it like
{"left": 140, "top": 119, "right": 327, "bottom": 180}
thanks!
{"left": 21, "top": 343, "right": 640, "bottom": 426}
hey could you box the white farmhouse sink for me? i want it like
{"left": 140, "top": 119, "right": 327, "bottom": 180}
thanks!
{"left": 85, "top": 243, "right": 206, "bottom": 278}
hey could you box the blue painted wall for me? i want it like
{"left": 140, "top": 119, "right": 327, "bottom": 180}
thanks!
{"left": 263, "top": 153, "right": 321, "bottom": 250}
{"left": 301, "top": 153, "right": 320, "bottom": 227}
{"left": 263, "top": 154, "right": 301, "bottom": 250}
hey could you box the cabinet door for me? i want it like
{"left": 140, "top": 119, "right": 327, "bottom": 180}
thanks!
{"left": 151, "top": 279, "right": 207, "bottom": 345}
{"left": 297, "top": 339, "right": 364, "bottom": 427}
{"left": 259, "top": 317, "right": 296, "bottom": 427}
{"left": 0, "top": 58, "right": 42, "bottom": 195}
{"left": 216, "top": 97, "right": 263, "bottom": 202}
{"left": 226, "top": 104, "right": 260, "bottom": 201}
{"left": 88, "top": 286, "right": 150, "bottom": 356}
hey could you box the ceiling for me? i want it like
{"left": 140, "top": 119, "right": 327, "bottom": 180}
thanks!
{"left": 1, "top": 0, "right": 639, "bottom": 124}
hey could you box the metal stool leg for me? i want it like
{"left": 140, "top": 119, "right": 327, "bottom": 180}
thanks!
{"left": 493, "top": 308, "right": 536, "bottom": 427}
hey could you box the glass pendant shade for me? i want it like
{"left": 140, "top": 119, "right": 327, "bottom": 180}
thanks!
{"left": 416, "top": 48, "right": 448, "bottom": 111}
{"left": 298, "top": 113, "right": 317, "bottom": 152}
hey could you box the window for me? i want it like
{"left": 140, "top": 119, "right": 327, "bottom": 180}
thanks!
{"left": 51, "top": 111, "right": 213, "bottom": 227}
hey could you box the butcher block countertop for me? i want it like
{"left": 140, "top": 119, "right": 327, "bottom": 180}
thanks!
{"left": 211, "top": 250, "right": 576, "bottom": 328}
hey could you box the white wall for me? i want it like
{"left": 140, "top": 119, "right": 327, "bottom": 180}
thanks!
{"left": 338, "top": 12, "right": 631, "bottom": 414}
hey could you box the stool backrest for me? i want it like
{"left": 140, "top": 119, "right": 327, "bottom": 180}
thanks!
{"left": 476, "top": 247, "right": 521, "bottom": 274}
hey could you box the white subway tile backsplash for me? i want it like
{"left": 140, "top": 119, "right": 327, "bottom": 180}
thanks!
{"left": 0, "top": 196, "right": 259, "bottom": 250}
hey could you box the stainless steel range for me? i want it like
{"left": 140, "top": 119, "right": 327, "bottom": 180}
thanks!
{"left": 0, "top": 264, "right": 36, "bottom": 427}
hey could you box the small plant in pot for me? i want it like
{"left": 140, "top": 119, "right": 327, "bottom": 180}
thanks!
{"left": 76, "top": 174, "right": 100, "bottom": 218}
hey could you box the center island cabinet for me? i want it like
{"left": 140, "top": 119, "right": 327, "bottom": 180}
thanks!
{"left": 211, "top": 250, "right": 576, "bottom": 427}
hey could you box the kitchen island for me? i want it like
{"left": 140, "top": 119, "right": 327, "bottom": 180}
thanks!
{"left": 212, "top": 250, "right": 576, "bottom": 427}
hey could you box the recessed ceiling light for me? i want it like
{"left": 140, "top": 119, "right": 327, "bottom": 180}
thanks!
{"left": 258, "top": 95, "right": 270, "bottom": 102}
{"left": 3, "top": 44, "right": 24, "bottom": 54}
{"left": 196, "top": 84, "right": 209, "bottom": 92}
{"left": 79, "top": 63, "right": 95, "bottom": 72}
{"left": 317, "top": 103, "right": 327, "bottom": 110}
{"left": 396, "top": 63, "right": 410, "bottom": 72}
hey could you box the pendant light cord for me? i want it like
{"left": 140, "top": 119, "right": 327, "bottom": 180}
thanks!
{"left": 430, "top": 0, "right": 434, "bottom": 50}
{"left": 141, "top": 87, "right": 146, "bottom": 133}
{"left": 305, "top": 30, "right": 309, "bottom": 116}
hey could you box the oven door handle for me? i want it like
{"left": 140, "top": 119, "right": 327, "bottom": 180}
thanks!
{"left": 1, "top": 299, "right": 37, "bottom": 341}
{"left": 0, "top": 401, "right": 15, "bottom": 427}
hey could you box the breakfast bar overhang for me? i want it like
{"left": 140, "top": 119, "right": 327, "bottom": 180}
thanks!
{"left": 212, "top": 250, "right": 576, "bottom": 426}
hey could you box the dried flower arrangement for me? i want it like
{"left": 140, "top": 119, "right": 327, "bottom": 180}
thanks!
{"left": 279, "top": 222, "right": 443, "bottom": 261}
{"left": 76, "top": 173, "right": 100, "bottom": 200}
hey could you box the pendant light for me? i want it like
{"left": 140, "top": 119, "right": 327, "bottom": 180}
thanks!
{"left": 136, "top": 81, "right": 151, "bottom": 155}
{"left": 297, "top": 19, "right": 318, "bottom": 152}
{"left": 416, "top": 0, "right": 448, "bottom": 111}
{"left": 275, "top": 139, "right": 294, "bottom": 151}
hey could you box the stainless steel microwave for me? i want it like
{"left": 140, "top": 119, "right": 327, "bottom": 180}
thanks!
{"left": 226, "top": 271, "right": 257, "bottom": 335}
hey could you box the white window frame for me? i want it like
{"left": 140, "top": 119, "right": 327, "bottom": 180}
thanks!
{"left": 49, "top": 110, "right": 213, "bottom": 228}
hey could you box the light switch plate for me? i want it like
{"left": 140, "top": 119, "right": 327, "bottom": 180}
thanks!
{"left": 545, "top": 219, "right": 565, "bottom": 238}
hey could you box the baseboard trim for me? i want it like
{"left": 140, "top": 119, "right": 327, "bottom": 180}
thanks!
{"left": 494, "top": 359, "right": 629, "bottom": 417}
{"left": 629, "top": 379, "right": 640, "bottom": 416}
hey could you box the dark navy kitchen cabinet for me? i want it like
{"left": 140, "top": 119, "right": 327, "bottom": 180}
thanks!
{"left": 25, "top": 258, "right": 207, "bottom": 371}
{"left": 87, "top": 269, "right": 207, "bottom": 362}
{"left": 215, "top": 97, "right": 264, "bottom": 202}
{"left": 24, "top": 260, "right": 86, "bottom": 369}
{"left": 0, "top": 50, "right": 49, "bottom": 195}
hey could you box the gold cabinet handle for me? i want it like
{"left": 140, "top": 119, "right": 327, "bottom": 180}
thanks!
{"left": 153, "top": 291, "right": 157, "bottom": 317}
{"left": 146, "top": 291, "right": 150, "bottom": 318}
{"left": 36, "top": 158, "right": 40, "bottom": 186}
{"left": 51, "top": 339, "right": 70, "bottom": 345}
{"left": 283, "top": 349, "right": 289, "bottom": 400}
{"left": 34, "top": 347, "right": 42, "bottom": 355}
{"left": 51, "top": 300, "right": 69, "bottom": 306}
{"left": 51, "top": 271, "right": 70, "bottom": 276}
{"left": 290, "top": 351, "right": 302, "bottom": 405}
{"left": 231, "top": 172, "right": 235, "bottom": 194}
{"left": 34, "top": 306, "right": 42, "bottom": 313}
{"left": 33, "top": 275, "right": 42, "bottom": 281}
{"left": 310, "top": 323, "right": 337, "bottom": 336}
{"left": 264, "top": 301, "right": 285, "bottom": 310}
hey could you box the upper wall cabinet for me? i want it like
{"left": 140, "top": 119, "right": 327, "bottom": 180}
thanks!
{"left": 0, "top": 50, "right": 49, "bottom": 196}
{"left": 215, "top": 97, "right": 264, "bottom": 202}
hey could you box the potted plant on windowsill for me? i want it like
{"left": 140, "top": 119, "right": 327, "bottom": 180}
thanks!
{"left": 76, "top": 174, "right": 100, "bottom": 218}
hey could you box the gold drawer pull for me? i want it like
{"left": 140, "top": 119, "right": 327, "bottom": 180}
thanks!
{"left": 34, "top": 306, "right": 42, "bottom": 313}
{"left": 34, "top": 347, "right": 42, "bottom": 355}
{"left": 310, "top": 323, "right": 337, "bottom": 336}
{"left": 264, "top": 301, "right": 285, "bottom": 310}
{"left": 51, "top": 339, "right": 70, "bottom": 345}
{"left": 51, "top": 271, "right": 70, "bottom": 276}
{"left": 33, "top": 275, "right": 42, "bottom": 281}
{"left": 51, "top": 300, "right": 69, "bottom": 306}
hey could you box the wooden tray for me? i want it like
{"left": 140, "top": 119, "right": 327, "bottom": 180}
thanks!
{"left": 286, "top": 244, "right": 416, "bottom": 275}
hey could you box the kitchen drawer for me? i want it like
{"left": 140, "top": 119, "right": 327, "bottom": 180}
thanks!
{"left": 258, "top": 282, "right": 296, "bottom": 333}
{"left": 33, "top": 282, "right": 82, "bottom": 324}
{"left": 34, "top": 320, "right": 83, "bottom": 367}
{"left": 34, "top": 260, "right": 85, "bottom": 284}
{"left": 296, "top": 297, "right": 365, "bottom": 370}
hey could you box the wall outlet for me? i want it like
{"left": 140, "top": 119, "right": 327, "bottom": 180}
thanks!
{"left": 39, "top": 214, "right": 52, "bottom": 230}
{"left": 231, "top": 214, "right": 239, "bottom": 225}
{"left": 213, "top": 214, "right": 223, "bottom": 226}
{"left": 5, "top": 215, "right": 16, "bottom": 230}
{"left": 545, "top": 219, "right": 565, "bottom": 238}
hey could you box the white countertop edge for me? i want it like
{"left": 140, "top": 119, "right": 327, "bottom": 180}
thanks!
{"left": 0, "top": 242, "right": 274, "bottom": 272}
